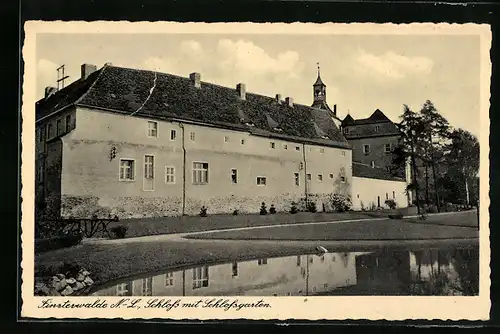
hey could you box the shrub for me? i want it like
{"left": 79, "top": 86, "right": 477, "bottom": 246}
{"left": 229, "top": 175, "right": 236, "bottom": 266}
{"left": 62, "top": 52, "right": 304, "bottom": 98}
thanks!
{"left": 232, "top": 209, "right": 239, "bottom": 216}
{"left": 330, "top": 194, "right": 352, "bottom": 212}
{"left": 260, "top": 202, "right": 268, "bottom": 215}
{"left": 428, "top": 205, "right": 438, "bottom": 213}
{"left": 269, "top": 204, "right": 276, "bottom": 214}
{"left": 199, "top": 206, "right": 208, "bottom": 217}
{"left": 110, "top": 225, "right": 128, "bottom": 239}
{"left": 385, "top": 199, "right": 397, "bottom": 210}
{"left": 307, "top": 201, "right": 317, "bottom": 213}
{"left": 290, "top": 202, "right": 298, "bottom": 214}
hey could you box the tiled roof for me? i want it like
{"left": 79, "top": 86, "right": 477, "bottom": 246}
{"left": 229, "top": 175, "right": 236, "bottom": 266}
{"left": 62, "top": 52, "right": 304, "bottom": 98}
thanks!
{"left": 352, "top": 161, "right": 405, "bottom": 182}
{"left": 342, "top": 109, "right": 401, "bottom": 139}
{"left": 36, "top": 64, "right": 349, "bottom": 148}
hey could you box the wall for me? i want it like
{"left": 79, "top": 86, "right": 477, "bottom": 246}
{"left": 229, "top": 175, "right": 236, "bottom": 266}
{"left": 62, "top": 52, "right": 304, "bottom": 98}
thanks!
{"left": 35, "top": 108, "right": 77, "bottom": 218}
{"left": 348, "top": 135, "right": 401, "bottom": 169}
{"left": 59, "top": 107, "right": 352, "bottom": 218}
{"left": 351, "top": 176, "right": 408, "bottom": 210}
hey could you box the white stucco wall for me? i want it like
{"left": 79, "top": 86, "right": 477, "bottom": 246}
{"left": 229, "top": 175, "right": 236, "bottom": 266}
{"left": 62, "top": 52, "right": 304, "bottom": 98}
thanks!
{"left": 351, "top": 176, "right": 408, "bottom": 210}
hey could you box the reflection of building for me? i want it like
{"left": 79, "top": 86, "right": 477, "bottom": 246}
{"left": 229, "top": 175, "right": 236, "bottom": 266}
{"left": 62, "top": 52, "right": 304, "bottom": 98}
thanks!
{"left": 93, "top": 252, "right": 366, "bottom": 297}
{"left": 92, "top": 248, "right": 479, "bottom": 297}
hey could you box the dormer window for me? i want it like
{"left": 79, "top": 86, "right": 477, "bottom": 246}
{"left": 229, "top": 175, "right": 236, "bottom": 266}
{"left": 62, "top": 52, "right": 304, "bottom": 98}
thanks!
{"left": 273, "top": 127, "right": 283, "bottom": 133}
{"left": 343, "top": 128, "right": 349, "bottom": 134}
{"left": 244, "top": 122, "right": 255, "bottom": 127}
{"left": 375, "top": 125, "right": 380, "bottom": 132}
{"left": 321, "top": 135, "right": 329, "bottom": 140}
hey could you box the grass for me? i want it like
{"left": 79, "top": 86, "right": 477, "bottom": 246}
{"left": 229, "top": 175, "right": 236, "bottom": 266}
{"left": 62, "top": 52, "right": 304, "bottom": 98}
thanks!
{"left": 102, "top": 211, "right": 391, "bottom": 238}
{"left": 186, "top": 212, "right": 479, "bottom": 241}
{"left": 35, "top": 211, "right": 479, "bottom": 289}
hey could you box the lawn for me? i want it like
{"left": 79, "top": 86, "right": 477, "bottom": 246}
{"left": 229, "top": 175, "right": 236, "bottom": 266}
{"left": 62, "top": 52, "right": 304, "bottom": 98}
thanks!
{"left": 101, "top": 211, "right": 390, "bottom": 238}
{"left": 186, "top": 213, "right": 479, "bottom": 241}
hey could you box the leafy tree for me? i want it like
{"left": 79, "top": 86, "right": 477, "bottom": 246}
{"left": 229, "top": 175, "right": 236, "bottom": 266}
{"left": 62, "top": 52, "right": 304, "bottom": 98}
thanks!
{"left": 419, "top": 100, "right": 451, "bottom": 211}
{"left": 443, "top": 129, "right": 480, "bottom": 206}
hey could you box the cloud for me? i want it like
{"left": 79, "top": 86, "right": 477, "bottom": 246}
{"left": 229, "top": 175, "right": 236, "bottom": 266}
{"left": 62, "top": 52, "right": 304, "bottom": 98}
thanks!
{"left": 216, "top": 39, "right": 302, "bottom": 79}
{"left": 354, "top": 50, "right": 433, "bottom": 80}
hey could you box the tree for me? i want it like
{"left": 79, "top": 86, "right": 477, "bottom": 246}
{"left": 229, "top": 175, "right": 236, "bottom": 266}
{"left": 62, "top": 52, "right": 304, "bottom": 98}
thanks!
{"left": 443, "top": 129, "right": 480, "bottom": 207}
{"left": 393, "top": 105, "right": 427, "bottom": 215}
{"left": 420, "top": 100, "right": 451, "bottom": 212}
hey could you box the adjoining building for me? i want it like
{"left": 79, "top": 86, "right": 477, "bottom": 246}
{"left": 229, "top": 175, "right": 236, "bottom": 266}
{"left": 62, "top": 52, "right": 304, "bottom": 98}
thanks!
{"left": 35, "top": 62, "right": 409, "bottom": 219}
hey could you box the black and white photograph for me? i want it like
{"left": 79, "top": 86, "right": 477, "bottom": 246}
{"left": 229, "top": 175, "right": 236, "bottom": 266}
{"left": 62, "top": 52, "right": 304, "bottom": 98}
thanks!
{"left": 21, "top": 21, "right": 491, "bottom": 320}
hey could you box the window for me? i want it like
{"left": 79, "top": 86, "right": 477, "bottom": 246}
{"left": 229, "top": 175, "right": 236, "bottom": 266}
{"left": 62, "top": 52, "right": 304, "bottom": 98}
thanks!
{"left": 375, "top": 125, "right": 380, "bottom": 132}
{"left": 231, "top": 169, "right": 238, "bottom": 184}
{"left": 144, "top": 155, "right": 154, "bottom": 179}
{"left": 320, "top": 148, "right": 325, "bottom": 154}
{"left": 385, "top": 143, "right": 392, "bottom": 153}
{"left": 190, "top": 132, "right": 196, "bottom": 141}
{"left": 386, "top": 193, "right": 389, "bottom": 200}
{"left": 224, "top": 136, "right": 229, "bottom": 143}
{"left": 370, "top": 161, "right": 375, "bottom": 168}
{"left": 343, "top": 127, "right": 349, "bottom": 134}
{"left": 363, "top": 144, "right": 371, "bottom": 154}
{"left": 283, "top": 144, "right": 288, "bottom": 150}
{"left": 306, "top": 174, "right": 311, "bottom": 181}
{"left": 321, "top": 255, "right": 325, "bottom": 262}
{"left": 309, "top": 257, "right": 313, "bottom": 264}
{"left": 295, "top": 146, "right": 300, "bottom": 151}
{"left": 341, "top": 151, "right": 346, "bottom": 156}
{"left": 308, "top": 147, "right": 312, "bottom": 152}
{"left": 170, "top": 129, "right": 177, "bottom": 140}
{"left": 119, "top": 159, "right": 135, "bottom": 181}
{"left": 165, "top": 166, "right": 175, "bottom": 184}
{"left": 393, "top": 191, "right": 396, "bottom": 199}
{"left": 193, "top": 162, "right": 209, "bottom": 184}
{"left": 47, "top": 123, "right": 53, "bottom": 139}
{"left": 192, "top": 266, "right": 209, "bottom": 289}
{"left": 258, "top": 259, "right": 268, "bottom": 265}
{"left": 141, "top": 277, "right": 152, "bottom": 296}
{"left": 270, "top": 142, "right": 276, "bottom": 149}
{"left": 317, "top": 174, "right": 323, "bottom": 182}
{"left": 232, "top": 262, "right": 238, "bottom": 277}
{"left": 56, "top": 119, "right": 62, "bottom": 136}
{"left": 329, "top": 173, "right": 334, "bottom": 179}
{"left": 240, "top": 139, "right": 245, "bottom": 145}
{"left": 257, "top": 177, "right": 267, "bottom": 186}
{"left": 116, "top": 282, "right": 133, "bottom": 296}
{"left": 294, "top": 173, "right": 300, "bottom": 186}
{"left": 65, "top": 115, "right": 71, "bottom": 132}
{"left": 341, "top": 176, "right": 346, "bottom": 183}
{"left": 357, "top": 194, "right": 360, "bottom": 198}
{"left": 147, "top": 121, "right": 158, "bottom": 137}
{"left": 296, "top": 256, "right": 301, "bottom": 266}
{"left": 165, "top": 272, "right": 174, "bottom": 286}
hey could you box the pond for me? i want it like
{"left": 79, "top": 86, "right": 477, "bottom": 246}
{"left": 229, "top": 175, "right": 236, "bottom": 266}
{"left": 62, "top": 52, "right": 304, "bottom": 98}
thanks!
{"left": 90, "top": 245, "right": 479, "bottom": 297}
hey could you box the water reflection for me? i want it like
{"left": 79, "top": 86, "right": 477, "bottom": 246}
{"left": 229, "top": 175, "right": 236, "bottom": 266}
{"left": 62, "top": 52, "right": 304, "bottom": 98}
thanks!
{"left": 91, "top": 246, "right": 478, "bottom": 297}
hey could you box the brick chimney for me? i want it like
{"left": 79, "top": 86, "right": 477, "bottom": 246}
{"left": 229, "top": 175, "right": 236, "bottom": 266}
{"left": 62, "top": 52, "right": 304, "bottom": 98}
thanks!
{"left": 276, "top": 94, "right": 282, "bottom": 104}
{"left": 81, "top": 63, "right": 97, "bottom": 80}
{"left": 285, "top": 97, "right": 294, "bottom": 107}
{"left": 190, "top": 72, "right": 201, "bottom": 89}
{"left": 333, "top": 104, "right": 337, "bottom": 116}
{"left": 236, "top": 83, "right": 246, "bottom": 100}
{"left": 44, "top": 86, "right": 57, "bottom": 99}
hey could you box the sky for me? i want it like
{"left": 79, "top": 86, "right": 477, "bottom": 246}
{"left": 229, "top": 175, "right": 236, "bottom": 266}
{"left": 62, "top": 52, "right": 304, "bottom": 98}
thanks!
{"left": 36, "top": 33, "right": 481, "bottom": 137}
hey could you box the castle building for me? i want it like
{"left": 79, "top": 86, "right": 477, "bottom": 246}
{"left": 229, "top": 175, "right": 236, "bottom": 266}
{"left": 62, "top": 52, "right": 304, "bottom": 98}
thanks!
{"left": 35, "top": 63, "right": 409, "bottom": 219}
